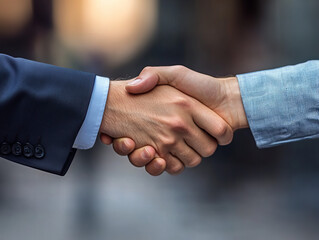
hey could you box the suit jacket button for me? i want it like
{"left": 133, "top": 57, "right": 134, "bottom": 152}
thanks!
{"left": 23, "top": 143, "right": 34, "bottom": 158}
{"left": 1, "top": 142, "right": 11, "bottom": 155}
{"left": 12, "top": 142, "right": 22, "bottom": 156}
{"left": 34, "top": 144, "right": 45, "bottom": 159}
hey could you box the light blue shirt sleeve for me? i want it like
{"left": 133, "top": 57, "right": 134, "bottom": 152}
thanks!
{"left": 73, "top": 76, "right": 110, "bottom": 149}
{"left": 237, "top": 61, "right": 319, "bottom": 148}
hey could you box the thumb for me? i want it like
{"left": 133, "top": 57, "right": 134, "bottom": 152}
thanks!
{"left": 125, "top": 70, "right": 160, "bottom": 94}
{"left": 126, "top": 66, "right": 191, "bottom": 95}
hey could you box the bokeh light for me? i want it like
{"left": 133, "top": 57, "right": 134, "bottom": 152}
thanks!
{"left": 53, "top": 0, "right": 158, "bottom": 67}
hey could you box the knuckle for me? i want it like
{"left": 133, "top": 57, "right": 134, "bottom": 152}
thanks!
{"left": 214, "top": 122, "right": 229, "bottom": 138}
{"left": 113, "top": 143, "right": 126, "bottom": 155}
{"left": 168, "top": 117, "right": 188, "bottom": 133}
{"left": 167, "top": 164, "right": 184, "bottom": 175}
{"left": 202, "top": 144, "right": 217, "bottom": 157}
{"left": 141, "top": 66, "right": 153, "bottom": 74}
{"left": 224, "top": 133, "right": 234, "bottom": 145}
{"left": 128, "top": 156, "right": 146, "bottom": 168}
{"left": 173, "top": 96, "right": 192, "bottom": 108}
{"left": 145, "top": 160, "right": 165, "bottom": 176}
{"left": 146, "top": 169, "right": 162, "bottom": 176}
{"left": 159, "top": 135, "right": 177, "bottom": 148}
{"left": 187, "top": 156, "right": 202, "bottom": 168}
{"left": 172, "top": 65, "right": 186, "bottom": 72}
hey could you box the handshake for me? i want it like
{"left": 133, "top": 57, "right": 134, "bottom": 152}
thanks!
{"left": 0, "top": 54, "right": 312, "bottom": 176}
{"left": 99, "top": 66, "right": 248, "bottom": 176}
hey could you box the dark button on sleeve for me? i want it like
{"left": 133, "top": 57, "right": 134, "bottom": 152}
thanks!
{"left": 23, "top": 143, "right": 34, "bottom": 158}
{"left": 34, "top": 144, "right": 45, "bottom": 159}
{"left": 12, "top": 142, "right": 22, "bottom": 156}
{"left": 1, "top": 142, "right": 11, "bottom": 155}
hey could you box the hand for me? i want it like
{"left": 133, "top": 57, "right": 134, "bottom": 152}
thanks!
{"left": 126, "top": 66, "right": 248, "bottom": 130}
{"left": 101, "top": 66, "right": 248, "bottom": 175}
{"left": 100, "top": 80, "right": 233, "bottom": 175}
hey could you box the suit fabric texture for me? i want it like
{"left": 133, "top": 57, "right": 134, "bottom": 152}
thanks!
{"left": 0, "top": 54, "right": 95, "bottom": 175}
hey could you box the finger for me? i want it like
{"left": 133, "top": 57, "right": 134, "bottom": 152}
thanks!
{"left": 100, "top": 133, "right": 113, "bottom": 145}
{"left": 145, "top": 158, "right": 166, "bottom": 176}
{"left": 165, "top": 153, "right": 185, "bottom": 175}
{"left": 113, "top": 138, "right": 136, "bottom": 156}
{"left": 126, "top": 66, "right": 166, "bottom": 94}
{"left": 125, "top": 66, "right": 177, "bottom": 94}
{"left": 192, "top": 102, "right": 233, "bottom": 146}
{"left": 184, "top": 122, "right": 218, "bottom": 158}
{"left": 128, "top": 146, "right": 156, "bottom": 167}
{"left": 126, "top": 66, "right": 205, "bottom": 95}
{"left": 169, "top": 142, "right": 202, "bottom": 168}
{"left": 126, "top": 73, "right": 159, "bottom": 94}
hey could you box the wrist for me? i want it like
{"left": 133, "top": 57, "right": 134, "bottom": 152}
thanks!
{"left": 100, "top": 81, "right": 126, "bottom": 136}
{"left": 223, "top": 77, "right": 248, "bottom": 130}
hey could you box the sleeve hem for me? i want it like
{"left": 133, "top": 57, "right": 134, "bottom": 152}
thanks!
{"left": 73, "top": 76, "right": 110, "bottom": 149}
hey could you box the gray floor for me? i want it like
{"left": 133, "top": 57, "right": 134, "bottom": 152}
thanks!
{"left": 1, "top": 132, "right": 319, "bottom": 240}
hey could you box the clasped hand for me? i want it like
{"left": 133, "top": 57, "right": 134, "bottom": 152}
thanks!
{"left": 99, "top": 66, "right": 248, "bottom": 176}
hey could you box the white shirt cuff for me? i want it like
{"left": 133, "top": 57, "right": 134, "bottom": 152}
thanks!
{"left": 73, "top": 76, "right": 110, "bottom": 149}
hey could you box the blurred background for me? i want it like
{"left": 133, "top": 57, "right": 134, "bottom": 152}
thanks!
{"left": 1, "top": 0, "right": 319, "bottom": 239}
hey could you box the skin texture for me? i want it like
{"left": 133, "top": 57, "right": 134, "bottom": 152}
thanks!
{"left": 100, "top": 80, "right": 232, "bottom": 175}
{"left": 101, "top": 66, "right": 248, "bottom": 176}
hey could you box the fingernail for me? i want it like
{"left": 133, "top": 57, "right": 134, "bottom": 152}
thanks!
{"left": 127, "top": 78, "right": 143, "bottom": 86}
{"left": 142, "top": 148, "right": 150, "bottom": 160}
{"left": 121, "top": 139, "right": 129, "bottom": 152}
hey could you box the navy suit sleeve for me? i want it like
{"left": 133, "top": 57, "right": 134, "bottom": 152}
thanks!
{"left": 0, "top": 54, "right": 96, "bottom": 175}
